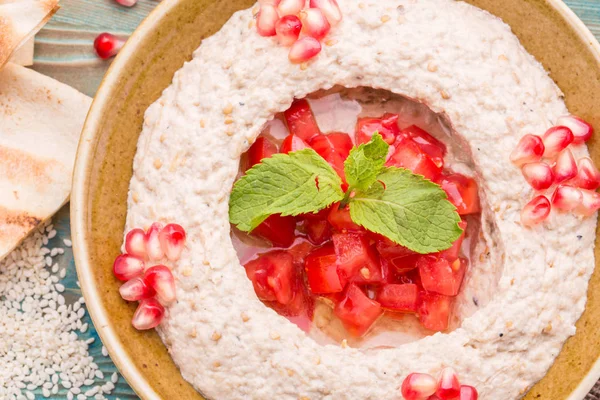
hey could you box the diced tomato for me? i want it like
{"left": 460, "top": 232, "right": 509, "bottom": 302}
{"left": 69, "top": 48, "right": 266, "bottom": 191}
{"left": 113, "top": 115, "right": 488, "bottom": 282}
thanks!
{"left": 386, "top": 135, "right": 442, "bottom": 181}
{"left": 305, "top": 244, "right": 346, "bottom": 294}
{"left": 252, "top": 214, "right": 296, "bottom": 248}
{"left": 351, "top": 246, "right": 384, "bottom": 284}
{"left": 328, "top": 202, "right": 362, "bottom": 232}
{"left": 309, "top": 132, "right": 353, "bottom": 182}
{"left": 287, "top": 240, "right": 315, "bottom": 265}
{"left": 356, "top": 113, "right": 401, "bottom": 145}
{"left": 281, "top": 134, "right": 310, "bottom": 154}
{"left": 436, "top": 220, "right": 467, "bottom": 261}
{"left": 401, "top": 125, "right": 446, "bottom": 168}
{"left": 284, "top": 99, "right": 321, "bottom": 141}
{"left": 247, "top": 137, "right": 278, "bottom": 169}
{"left": 304, "top": 218, "right": 332, "bottom": 245}
{"left": 332, "top": 232, "right": 375, "bottom": 280}
{"left": 440, "top": 174, "right": 481, "bottom": 215}
{"left": 334, "top": 284, "right": 383, "bottom": 336}
{"left": 244, "top": 251, "right": 297, "bottom": 304}
{"left": 374, "top": 236, "right": 420, "bottom": 272}
{"left": 418, "top": 256, "right": 466, "bottom": 296}
{"left": 418, "top": 291, "right": 453, "bottom": 331}
{"left": 376, "top": 284, "right": 419, "bottom": 312}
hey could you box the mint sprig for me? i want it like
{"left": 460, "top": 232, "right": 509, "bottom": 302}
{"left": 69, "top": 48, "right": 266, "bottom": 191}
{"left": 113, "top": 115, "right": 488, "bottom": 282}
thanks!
{"left": 344, "top": 133, "right": 389, "bottom": 192}
{"left": 350, "top": 168, "right": 462, "bottom": 254}
{"left": 229, "top": 149, "right": 344, "bottom": 231}
{"left": 229, "top": 135, "right": 463, "bottom": 253}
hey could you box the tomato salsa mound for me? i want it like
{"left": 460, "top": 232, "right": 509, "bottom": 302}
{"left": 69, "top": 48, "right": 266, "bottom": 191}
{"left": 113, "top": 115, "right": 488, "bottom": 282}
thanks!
{"left": 233, "top": 99, "right": 481, "bottom": 339}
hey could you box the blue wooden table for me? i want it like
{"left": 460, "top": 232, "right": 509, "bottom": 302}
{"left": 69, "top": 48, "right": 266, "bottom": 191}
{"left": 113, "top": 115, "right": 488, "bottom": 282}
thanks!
{"left": 33, "top": 1, "right": 600, "bottom": 398}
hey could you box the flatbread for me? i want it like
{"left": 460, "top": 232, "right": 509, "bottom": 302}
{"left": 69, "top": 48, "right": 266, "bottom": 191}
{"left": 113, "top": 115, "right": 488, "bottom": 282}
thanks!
{"left": 0, "top": 0, "right": 59, "bottom": 70}
{"left": 10, "top": 38, "right": 34, "bottom": 66}
{"left": 0, "top": 62, "right": 91, "bottom": 258}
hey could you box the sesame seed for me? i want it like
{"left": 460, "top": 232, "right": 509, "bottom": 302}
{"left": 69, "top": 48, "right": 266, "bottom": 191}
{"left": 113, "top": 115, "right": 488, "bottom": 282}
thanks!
{"left": 223, "top": 104, "right": 234, "bottom": 115}
{"left": 63, "top": 239, "right": 72, "bottom": 247}
{"left": 381, "top": 15, "right": 391, "bottom": 23}
{"left": 211, "top": 332, "right": 222, "bottom": 342}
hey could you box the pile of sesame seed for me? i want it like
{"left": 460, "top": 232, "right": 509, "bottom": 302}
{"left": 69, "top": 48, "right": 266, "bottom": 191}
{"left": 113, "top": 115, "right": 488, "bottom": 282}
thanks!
{"left": 0, "top": 221, "right": 120, "bottom": 400}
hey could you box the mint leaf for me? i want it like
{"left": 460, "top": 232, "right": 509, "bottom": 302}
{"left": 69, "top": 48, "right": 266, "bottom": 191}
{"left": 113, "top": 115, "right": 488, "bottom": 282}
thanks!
{"left": 349, "top": 167, "right": 462, "bottom": 253}
{"left": 344, "top": 133, "right": 389, "bottom": 192}
{"left": 229, "top": 149, "right": 345, "bottom": 232}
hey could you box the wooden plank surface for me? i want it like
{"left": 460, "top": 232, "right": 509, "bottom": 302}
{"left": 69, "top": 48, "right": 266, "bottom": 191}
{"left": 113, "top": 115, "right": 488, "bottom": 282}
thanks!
{"left": 32, "top": 1, "right": 600, "bottom": 399}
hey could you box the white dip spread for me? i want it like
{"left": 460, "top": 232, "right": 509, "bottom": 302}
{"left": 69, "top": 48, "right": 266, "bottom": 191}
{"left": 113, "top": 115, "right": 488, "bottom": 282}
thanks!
{"left": 125, "top": 0, "right": 597, "bottom": 398}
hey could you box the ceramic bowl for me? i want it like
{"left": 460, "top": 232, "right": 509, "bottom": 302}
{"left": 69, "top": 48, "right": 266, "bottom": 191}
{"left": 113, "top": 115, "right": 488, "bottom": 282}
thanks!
{"left": 71, "top": 0, "right": 600, "bottom": 398}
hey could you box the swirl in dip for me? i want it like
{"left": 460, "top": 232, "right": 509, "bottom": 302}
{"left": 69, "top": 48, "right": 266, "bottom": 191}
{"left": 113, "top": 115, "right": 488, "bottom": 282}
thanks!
{"left": 124, "top": 0, "right": 597, "bottom": 398}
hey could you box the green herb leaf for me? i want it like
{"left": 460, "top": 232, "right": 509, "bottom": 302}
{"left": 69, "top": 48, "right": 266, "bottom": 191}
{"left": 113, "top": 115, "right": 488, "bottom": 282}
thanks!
{"left": 349, "top": 167, "right": 462, "bottom": 253}
{"left": 229, "top": 148, "right": 345, "bottom": 232}
{"left": 344, "top": 133, "right": 389, "bottom": 192}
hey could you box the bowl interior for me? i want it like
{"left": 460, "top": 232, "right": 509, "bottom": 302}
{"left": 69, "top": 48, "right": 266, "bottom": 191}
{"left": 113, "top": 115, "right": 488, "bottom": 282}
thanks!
{"left": 72, "top": 0, "right": 600, "bottom": 399}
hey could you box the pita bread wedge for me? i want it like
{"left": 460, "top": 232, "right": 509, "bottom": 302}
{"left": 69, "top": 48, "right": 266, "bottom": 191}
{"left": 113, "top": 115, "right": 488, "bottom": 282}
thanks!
{"left": 10, "top": 38, "right": 34, "bottom": 66}
{"left": 0, "top": 62, "right": 91, "bottom": 259}
{"left": 0, "top": 0, "right": 59, "bottom": 69}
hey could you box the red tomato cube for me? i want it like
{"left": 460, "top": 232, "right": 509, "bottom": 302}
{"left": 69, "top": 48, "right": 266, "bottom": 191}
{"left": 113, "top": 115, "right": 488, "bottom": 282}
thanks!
{"left": 401, "top": 125, "right": 446, "bottom": 168}
{"left": 440, "top": 174, "right": 481, "bottom": 215}
{"left": 247, "top": 136, "right": 278, "bottom": 170}
{"left": 386, "top": 136, "right": 442, "bottom": 181}
{"left": 376, "top": 284, "right": 419, "bottom": 312}
{"left": 252, "top": 214, "right": 297, "bottom": 248}
{"left": 350, "top": 245, "right": 384, "bottom": 284}
{"left": 356, "top": 113, "right": 401, "bottom": 145}
{"left": 328, "top": 202, "right": 362, "bottom": 232}
{"left": 305, "top": 244, "right": 346, "bottom": 294}
{"left": 418, "top": 256, "right": 466, "bottom": 296}
{"left": 332, "top": 232, "right": 374, "bottom": 279}
{"left": 304, "top": 218, "right": 332, "bottom": 245}
{"left": 281, "top": 134, "right": 310, "bottom": 154}
{"left": 309, "top": 132, "right": 353, "bottom": 183}
{"left": 418, "top": 291, "right": 453, "bottom": 331}
{"left": 284, "top": 99, "right": 321, "bottom": 141}
{"left": 334, "top": 284, "right": 383, "bottom": 336}
{"left": 244, "top": 251, "right": 297, "bottom": 304}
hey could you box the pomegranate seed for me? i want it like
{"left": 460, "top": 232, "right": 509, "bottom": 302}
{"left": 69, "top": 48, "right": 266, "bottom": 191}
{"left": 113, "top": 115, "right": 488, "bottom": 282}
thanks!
{"left": 401, "top": 373, "right": 438, "bottom": 400}
{"left": 113, "top": 254, "right": 144, "bottom": 281}
{"left": 521, "top": 195, "right": 551, "bottom": 226}
{"left": 436, "top": 367, "right": 461, "bottom": 399}
{"left": 289, "top": 37, "right": 322, "bottom": 63}
{"left": 119, "top": 277, "right": 156, "bottom": 301}
{"left": 542, "top": 126, "right": 574, "bottom": 159}
{"left": 159, "top": 223, "right": 187, "bottom": 261}
{"left": 510, "top": 134, "right": 544, "bottom": 166}
{"left": 278, "top": 0, "right": 304, "bottom": 17}
{"left": 256, "top": 4, "right": 279, "bottom": 37}
{"left": 551, "top": 185, "right": 582, "bottom": 211}
{"left": 556, "top": 115, "right": 593, "bottom": 144}
{"left": 310, "top": 0, "right": 343, "bottom": 26}
{"left": 521, "top": 162, "right": 554, "bottom": 190}
{"left": 553, "top": 148, "right": 577, "bottom": 184}
{"left": 114, "top": 0, "right": 137, "bottom": 7}
{"left": 143, "top": 265, "right": 177, "bottom": 304}
{"left": 459, "top": 385, "right": 478, "bottom": 400}
{"left": 300, "top": 8, "right": 331, "bottom": 41}
{"left": 259, "top": 0, "right": 281, "bottom": 5}
{"left": 94, "top": 33, "right": 125, "bottom": 59}
{"left": 576, "top": 189, "right": 600, "bottom": 217}
{"left": 276, "top": 15, "right": 302, "bottom": 46}
{"left": 572, "top": 157, "right": 600, "bottom": 190}
{"left": 125, "top": 228, "right": 147, "bottom": 259}
{"left": 132, "top": 298, "right": 165, "bottom": 330}
{"left": 145, "top": 222, "right": 164, "bottom": 260}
